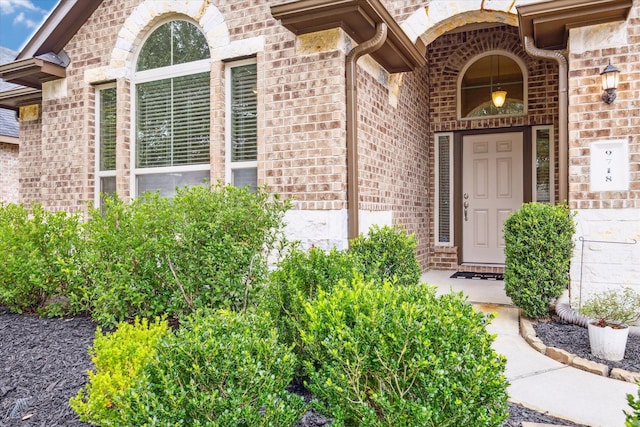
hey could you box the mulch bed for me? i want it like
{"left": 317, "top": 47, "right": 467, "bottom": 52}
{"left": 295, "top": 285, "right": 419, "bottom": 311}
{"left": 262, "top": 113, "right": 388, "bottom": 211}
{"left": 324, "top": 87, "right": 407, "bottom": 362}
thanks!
{"left": 0, "top": 305, "right": 591, "bottom": 427}
{"left": 533, "top": 316, "right": 640, "bottom": 373}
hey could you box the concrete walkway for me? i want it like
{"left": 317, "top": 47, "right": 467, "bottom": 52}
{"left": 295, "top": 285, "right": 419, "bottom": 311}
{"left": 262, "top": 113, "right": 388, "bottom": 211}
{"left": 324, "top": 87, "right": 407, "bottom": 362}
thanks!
{"left": 422, "top": 270, "right": 638, "bottom": 427}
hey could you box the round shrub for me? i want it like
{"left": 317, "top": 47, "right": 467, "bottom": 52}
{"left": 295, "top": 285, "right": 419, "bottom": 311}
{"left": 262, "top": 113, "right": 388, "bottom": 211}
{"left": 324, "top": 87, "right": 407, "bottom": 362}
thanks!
{"left": 0, "top": 202, "right": 86, "bottom": 316}
{"left": 503, "top": 203, "right": 575, "bottom": 318}
{"left": 117, "top": 309, "right": 306, "bottom": 426}
{"left": 70, "top": 317, "right": 170, "bottom": 426}
{"left": 84, "top": 184, "right": 290, "bottom": 327}
{"left": 262, "top": 246, "right": 356, "bottom": 358}
{"left": 348, "top": 225, "right": 422, "bottom": 287}
{"left": 299, "top": 277, "right": 508, "bottom": 427}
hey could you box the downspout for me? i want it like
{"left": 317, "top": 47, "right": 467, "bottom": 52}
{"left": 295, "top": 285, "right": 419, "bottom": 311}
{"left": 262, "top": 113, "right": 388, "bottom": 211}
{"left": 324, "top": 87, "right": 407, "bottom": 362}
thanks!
{"left": 346, "top": 22, "right": 388, "bottom": 242}
{"left": 523, "top": 36, "right": 568, "bottom": 203}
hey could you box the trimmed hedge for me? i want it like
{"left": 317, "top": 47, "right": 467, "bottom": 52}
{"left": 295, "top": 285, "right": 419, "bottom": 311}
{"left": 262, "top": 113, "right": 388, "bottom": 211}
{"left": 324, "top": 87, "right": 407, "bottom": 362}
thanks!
{"left": 349, "top": 224, "right": 422, "bottom": 287}
{"left": 299, "top": 277, "right": 509, "bottom": 426}
{"left": 503, "top": 203, "right": 575, "bottom": 318}
{"left": 0, "top": 203, "right": 86, "bottom": 316}
{"left": 83, "top": 184, "right": 290, "bottom": 326}
{"left": 70, "top": 317, "right": 170, "bottom": 426}
{"left": 116, "top": 310, "right": 305, "bottom": 426}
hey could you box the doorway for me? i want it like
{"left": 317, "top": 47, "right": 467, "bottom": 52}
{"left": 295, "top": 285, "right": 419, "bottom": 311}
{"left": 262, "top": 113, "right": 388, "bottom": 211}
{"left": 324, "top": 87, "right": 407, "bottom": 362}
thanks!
{"left": 461, "top": 132, "right": 523, "bottom": 264}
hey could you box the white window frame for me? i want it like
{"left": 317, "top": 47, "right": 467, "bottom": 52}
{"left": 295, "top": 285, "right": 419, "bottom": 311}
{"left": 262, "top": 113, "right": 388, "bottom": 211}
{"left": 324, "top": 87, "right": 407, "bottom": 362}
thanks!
{"left": 532, "top": 125, "right": 555, "bottom": 203}
{"left": 225, "top": 58, "right": 258, "bottom": 187}
{"left": 95, "top": 83, "right": 116, "bottom": 208}
{"left": 435, "top": 132, "right": 454, "bottom": 247}
{"left": 130, "top": 19, "right": 211, "bottom": 197}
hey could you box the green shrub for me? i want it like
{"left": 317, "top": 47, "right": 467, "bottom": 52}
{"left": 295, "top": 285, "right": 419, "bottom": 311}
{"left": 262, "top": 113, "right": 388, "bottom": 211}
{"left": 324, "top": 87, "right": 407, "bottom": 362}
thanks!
{"left": 626, "top": 388, "right": 640, "bottom": 427}
{"left": 84, "top": 184, "right": 290, "bottom": 327}
{"left": 82, "top": 192, "right": 175, "bottom": 326}
{"left": 262, "top": 246, "right": 356, "bottom": 364}
{"left": 117, "top": 309, "right": 306, "bottom": 426}
{"left": 349, "top": 225, "right": 421, "bottom": 287}
{"left": 503, "top": 203, "right": 575, "bottom": 318}
{"left": 70, "top": 317, "right": 170, "bottom": 426}
{"left": 299, "top": 277, "right": 508, "bottom": 426}
{"left": 0, "top": 202, "right": 86, "bottom": 315}
{"left": 167, "top": 184, "right": 290, "bottom": 313}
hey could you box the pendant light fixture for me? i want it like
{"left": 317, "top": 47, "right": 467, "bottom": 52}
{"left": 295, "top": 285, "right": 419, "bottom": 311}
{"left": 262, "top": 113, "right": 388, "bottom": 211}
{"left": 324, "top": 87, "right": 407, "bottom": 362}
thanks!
{"left": 491, "top": 55, "right": 507, "bottom": 108}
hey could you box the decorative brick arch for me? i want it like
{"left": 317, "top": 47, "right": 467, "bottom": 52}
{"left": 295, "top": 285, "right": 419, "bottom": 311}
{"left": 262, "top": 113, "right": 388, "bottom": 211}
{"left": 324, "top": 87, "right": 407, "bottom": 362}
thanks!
{"left": 401, "top": 0, "right": 523, "bottom": 46}
{"left": 107, "top": 0, "right": 229, "bottom": 78}
{"left": 439, "top": 27, "right": 528, "bottom": 78}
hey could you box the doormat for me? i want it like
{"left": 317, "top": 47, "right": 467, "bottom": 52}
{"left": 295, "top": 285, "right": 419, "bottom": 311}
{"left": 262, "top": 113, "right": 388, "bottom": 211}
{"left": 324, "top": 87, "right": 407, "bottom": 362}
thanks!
{"left": 450, "top": 271, "right": 503, "bottom": 281}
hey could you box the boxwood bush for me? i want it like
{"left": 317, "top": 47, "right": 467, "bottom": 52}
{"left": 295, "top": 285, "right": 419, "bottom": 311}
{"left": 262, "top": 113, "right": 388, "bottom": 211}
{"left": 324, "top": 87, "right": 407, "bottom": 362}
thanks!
{"left": 116, "top": 309, "right": 306, "bottom": 426}
{"left": 0, "top": 202, "right": 86, "bottom": 316}
{"left": 83, "top": 184, "right": 290, "bottom": 327}
{"left": 262, "top": 225, "right": 421, "bottom": 371}
{"left": 503, "top": 203, "right": 575, "bottom": 318}
{"left": 298, "top": 277, "right": 509, "bottom": 426}
{"left": 70, "top": 317, "right": 170, "bottom": 426}
{"left": 349, "top": 225, "right": 422, "bottom": 287}
{"left": 262, "top": 246, "right": 356, "bottom": 371}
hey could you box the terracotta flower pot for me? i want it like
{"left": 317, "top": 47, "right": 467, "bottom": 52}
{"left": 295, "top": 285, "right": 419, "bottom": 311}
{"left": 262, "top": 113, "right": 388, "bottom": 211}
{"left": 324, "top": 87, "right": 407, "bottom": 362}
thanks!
{"left": 587, "top": 322, "right": 629, "bottom": 361}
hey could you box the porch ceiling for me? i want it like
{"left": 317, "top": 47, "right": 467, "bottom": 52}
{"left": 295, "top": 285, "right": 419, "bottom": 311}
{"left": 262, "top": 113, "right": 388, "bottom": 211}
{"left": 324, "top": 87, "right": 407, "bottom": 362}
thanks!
{"left": 517, "top": 0, "right": 632, "bottom": 50}
{"left": 271, "top": 0, "right": 426, "bottom": 73}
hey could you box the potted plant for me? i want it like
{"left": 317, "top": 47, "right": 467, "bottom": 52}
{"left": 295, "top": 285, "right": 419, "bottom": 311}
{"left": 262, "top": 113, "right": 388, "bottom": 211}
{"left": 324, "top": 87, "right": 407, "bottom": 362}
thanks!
{"left": 580, "top": 287, "right": 640, "bottom": 361}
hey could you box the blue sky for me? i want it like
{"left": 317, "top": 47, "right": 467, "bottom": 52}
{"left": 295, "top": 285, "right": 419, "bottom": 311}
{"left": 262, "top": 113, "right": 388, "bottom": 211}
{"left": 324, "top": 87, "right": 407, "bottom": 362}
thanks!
{"left": 0, "top": 0, "right": 59, "bottom": 53}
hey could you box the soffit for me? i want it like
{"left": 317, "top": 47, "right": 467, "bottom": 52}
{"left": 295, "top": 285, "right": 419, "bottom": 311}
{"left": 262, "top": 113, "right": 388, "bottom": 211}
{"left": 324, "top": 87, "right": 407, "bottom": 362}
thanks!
{"left": 271, "top": 0, "right": 426, "bottom": 73}
{"left": 0, "top": 87, "right": 43, "bottom": 111}
{"left": 517, "top": 0, "right": 632, "bottom": 50}
{"left": 0, "top": 58, "right": 66, "bottom": 89}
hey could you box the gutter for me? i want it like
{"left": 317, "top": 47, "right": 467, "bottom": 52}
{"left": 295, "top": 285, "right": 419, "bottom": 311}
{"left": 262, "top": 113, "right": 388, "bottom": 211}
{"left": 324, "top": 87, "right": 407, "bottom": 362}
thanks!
{"left": 271, "top": 0, "right": 425, "bottom": 244}
{"left": 523, "top": 36, "right": 568, "bottom": 203}
{"left": 346, "top": 22, "right": 388, "bottom": 241}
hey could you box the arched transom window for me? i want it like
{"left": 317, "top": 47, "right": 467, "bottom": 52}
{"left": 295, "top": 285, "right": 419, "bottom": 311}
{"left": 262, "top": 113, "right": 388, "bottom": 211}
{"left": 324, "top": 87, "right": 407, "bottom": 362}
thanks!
{"left": 460, "top": 53, "right": 525, "bottom": 118}
{"left": 134, "top": 19, "right": 211, "bottom": 197}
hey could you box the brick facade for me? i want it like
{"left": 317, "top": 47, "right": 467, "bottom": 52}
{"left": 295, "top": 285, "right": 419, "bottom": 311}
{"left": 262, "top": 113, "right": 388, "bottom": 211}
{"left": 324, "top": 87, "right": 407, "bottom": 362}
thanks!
{"left": 566, "top": 1, "right": 640, "bottom": 304}
{"left": 0, "top": 142, "right": 18, "bottom": 204}
{"left": 13, "top": 0, "right": 435, "bottom": 264}
{"left": 10, "top": 0, "right": 640, "bottom": 283}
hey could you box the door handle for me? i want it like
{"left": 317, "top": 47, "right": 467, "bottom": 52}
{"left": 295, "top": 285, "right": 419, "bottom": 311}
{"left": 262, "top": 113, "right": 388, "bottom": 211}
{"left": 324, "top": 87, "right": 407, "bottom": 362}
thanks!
{"left": 464, "top": 201, "right": 469, "bottom": 221}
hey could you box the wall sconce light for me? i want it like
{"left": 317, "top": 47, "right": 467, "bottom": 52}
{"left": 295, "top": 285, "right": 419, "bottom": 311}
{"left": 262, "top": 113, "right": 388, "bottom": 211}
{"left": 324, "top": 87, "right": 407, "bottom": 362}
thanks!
{"left": 600, "top": 61, "right": 620, "bottom": 104}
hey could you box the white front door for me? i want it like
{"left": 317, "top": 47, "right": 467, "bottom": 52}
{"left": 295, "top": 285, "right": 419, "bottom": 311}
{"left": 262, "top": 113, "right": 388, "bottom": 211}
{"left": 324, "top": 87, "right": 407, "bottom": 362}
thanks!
{"left": 462, "top": 133, "right": 523, "bottom": 264}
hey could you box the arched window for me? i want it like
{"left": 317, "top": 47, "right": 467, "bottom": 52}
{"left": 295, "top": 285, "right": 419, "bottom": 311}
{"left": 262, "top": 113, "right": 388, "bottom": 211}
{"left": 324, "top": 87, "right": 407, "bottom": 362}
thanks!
{"left": 133, "top": 20, "right": 211, "bottom": 197}
{"left": 459, "top": 53, "right": 525, "bottom": 118}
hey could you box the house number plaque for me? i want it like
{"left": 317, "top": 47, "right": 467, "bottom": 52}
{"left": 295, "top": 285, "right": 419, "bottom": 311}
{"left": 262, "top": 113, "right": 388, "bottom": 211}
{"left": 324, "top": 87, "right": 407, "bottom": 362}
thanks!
{"left": 590, "top": 139, "right": 629, "bottom": 192}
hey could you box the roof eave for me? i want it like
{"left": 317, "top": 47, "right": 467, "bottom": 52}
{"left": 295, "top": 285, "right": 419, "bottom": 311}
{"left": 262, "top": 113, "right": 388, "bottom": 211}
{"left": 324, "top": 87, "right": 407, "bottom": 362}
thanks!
{"left": 0, "top": 58, "right": 66, "bottom": 89}
{"left": 0, "top": 86, "right": 43, "bottom": 110}
{"left": 271, "top": 0, "right": 426, "bottom": 73}
{"left": 517, "top": 0, "right": 632, "bottom": 50}
{"left": 17, "top": 0, "right": 104, "bottom": 60}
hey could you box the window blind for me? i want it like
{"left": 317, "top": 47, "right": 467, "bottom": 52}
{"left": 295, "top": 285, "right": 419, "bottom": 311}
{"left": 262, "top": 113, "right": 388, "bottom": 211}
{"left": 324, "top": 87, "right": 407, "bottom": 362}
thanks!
{"left": 99, "top": 87, "right": 116, "bottom": 171}
{"left": 231, "top": 64, "right": 257, "bottom": 162}
{"left": 438, "top": 135, "right": 451, "bottom": 243}
{"left": 136, "top": 72, "right": 210, "bottom": 168}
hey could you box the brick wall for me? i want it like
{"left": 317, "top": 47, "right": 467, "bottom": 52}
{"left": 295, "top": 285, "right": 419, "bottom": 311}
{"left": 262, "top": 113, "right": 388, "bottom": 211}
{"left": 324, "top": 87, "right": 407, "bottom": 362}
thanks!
{"left": 18, "top": 0, "right": 350, "bottom": 215}
{"left": 425, "top": 25, "right": 560, "bottom": 269}
{"left": 0, "top": 142, "right": 19, "bottom": 203}
{"left": 566, "top": 1, "right": 640, "bottom": 304}
{"left": 356, "top": 62, "right": 431, "bottom": 267}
